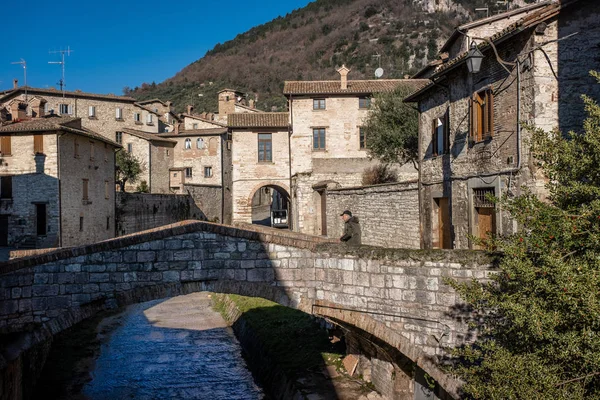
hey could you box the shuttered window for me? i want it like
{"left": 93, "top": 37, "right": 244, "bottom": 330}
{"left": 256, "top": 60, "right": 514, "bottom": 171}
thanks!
{"left": 432, "top": 110, "right": 450, "bottom": 156}
{"left": 89, "top": 106, "right": 96, "bottom": 117}
{"left": 470, "top": 89, "right": 494, "bottom": 142}
{"left": 116, "top": 108, "right": 123, "bottom": 120}
{"left": 34, "top": 135, "right": 44, "bottom": 154}
{"left": 0, "top": 136, "right": 11, "bottom": 156}
{"left": 82, "top": 179, "right": 89, "bottom": 201}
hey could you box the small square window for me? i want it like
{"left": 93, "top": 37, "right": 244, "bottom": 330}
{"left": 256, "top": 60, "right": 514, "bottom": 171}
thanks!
{"left": 313, "top": 99, "right": 326, "bottom": 110}
{"left": 359, "top": 97, "right": 371, "bottom": 109}
{"left": 192, "top": 123, "right": 199, "bottom": 129}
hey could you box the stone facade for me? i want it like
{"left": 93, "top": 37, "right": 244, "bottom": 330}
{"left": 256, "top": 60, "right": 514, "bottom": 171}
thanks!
{"left": 230, "top": 124, "right": 290, "bottom": 225}
{"left": 0, "top": 118, "right": 118, "bottom": 249}
{"left": 408, "top": 1, "right": 600, "bottom": 250}
{"left": 284, "top": 73, "right": 423, "bottom": 236}
{"left": 326, "top": 181, "right": 419, "bottom": 248}
{"left": 0, "top": 221, "right": 494, "bottom": 398}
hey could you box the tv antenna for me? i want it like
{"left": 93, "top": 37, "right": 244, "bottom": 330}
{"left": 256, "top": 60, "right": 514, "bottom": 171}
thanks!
{"left": 48, "top": 46, "right": 73, "bottom": 97}
{"left": 11, "top": 58, "right": 27, "bottom": 101}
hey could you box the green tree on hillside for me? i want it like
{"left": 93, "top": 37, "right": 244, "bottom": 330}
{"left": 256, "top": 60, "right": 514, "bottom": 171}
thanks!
{"left": 116, "top": 150, "right": 144, "bottom": 193}
{"left": 447, "top": 72, "right": 600, "bottom": 399}
{"left": 361, "top": 86, "right": 419, "bottom": 167}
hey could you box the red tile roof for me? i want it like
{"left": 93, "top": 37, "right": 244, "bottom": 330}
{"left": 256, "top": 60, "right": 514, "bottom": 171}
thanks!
{"left": 228, "top": 112, "right": 289, "bottom": 128}
{"left": 283, "top": 79, "right": 428, "bottom": 95}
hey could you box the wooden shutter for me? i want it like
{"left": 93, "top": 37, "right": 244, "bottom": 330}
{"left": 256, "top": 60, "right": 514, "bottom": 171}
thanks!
{"left": 0, "top": 136, "right": 11, "bottom": 156}
{"left": 68, "top": 105, "right": 73, "bottom": 115}
{"left": 444, "top": 110, "right": 450, "bottom": 154}
{"left": 469, "top": 97, "right": 474, "bottom": 143}
{"left": 34, "top": 135, "right": 44, "bottom": 154}
{"left": 82, "top": 179, "right": 89, "bottom": 200}
{"left": 432, "top": 119, "right": 438, "bottom": 156}
{"left": 487, "top": 90, "right": 494, "bottom": 138}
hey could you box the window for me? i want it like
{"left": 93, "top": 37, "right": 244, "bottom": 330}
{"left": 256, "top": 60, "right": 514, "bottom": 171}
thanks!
{"left": 88, "top": 106, "right": 96, "bottom": 117}
{"left": 185, "top": 138, "right": 192, "bottom": 149}
{"left": 166, "top": 149, "right": 170, "bottom": 156}
{"left": 204, "top": 166, "right": 213, "bottom": 178}
{"left": 196, "top": 138, "right": 204, "bottom": 149}
{"left": 470, "top": 89, "right": 494, "bottom": 142}
{"left": 0, "top": 136, "right": 12, "bottom": 156}
{"left": 59, "top": 104, "right": 71, "bottom": 115}
{"left": 115, "top": 132, "right": 123, "bottom": 144}
{"left": 192, "top": 123, "right": 199, "bottom": 129}
{"left": 34, "top": 135, "right": 44, "bottom": 154}
{"left": 79, "top": 216, "right": 84, "bottom": 232}
{"left": 90, "top": 141, "right": 95, "bottom": 160}
{"left": 44, "top": 103, "right": 49, "bottom": 114}
{"left": 185, "top": 167, "right": 193, "bottom": 178}
{"left": 106, "top": 216, "right": 110, "bottom": 230}
{"left": 115, "top": 107, "right": 123, "bottom": 120}
{"left": 359, "top": 127, "right": 366, "bottom": 149}
{"left": 313, "top": 99, "right": 326, "bottom": 110}
{"left": 127, "top": 143, "right": 133, "bottom": 153}
{"left": 82, "top": 179, "right": 89, "bottom": 201}
{"left": 0, "top": 176, "right": 12, "bottom": 199}
{"left": 74, "top": 138, "right": 80, "bottom": 158}
{"left": 258, "top": 133, "right": 272, "bottom": 162}
{"left": 134, "top": 113, "right": 141, "bottom": 123}
{"left": 432, "top": 111, "right": 450, "bottom": 156}
{"left": 146, "top": 114, "right": 153, "bottom": 124}
{"left": 313, "top": 128, "right": 326, "bottom": 150}
{"left": 359, "top": 97, "right": 371, "bottom": 109}
{"left": 105, "top": 180, "right": 110, "bottom": 199}
{"left": 104, "top": 143, "right": 108, "bottom": 162}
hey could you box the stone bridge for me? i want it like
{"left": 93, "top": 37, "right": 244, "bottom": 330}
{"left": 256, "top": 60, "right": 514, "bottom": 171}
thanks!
{"left": 0, "top": 221, "right": 494, "bottom": 399}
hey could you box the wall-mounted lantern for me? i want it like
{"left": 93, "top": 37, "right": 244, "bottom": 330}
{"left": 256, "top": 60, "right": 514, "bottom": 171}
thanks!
{"left": 466, "top": 41, "right": 485, "bottom": 74}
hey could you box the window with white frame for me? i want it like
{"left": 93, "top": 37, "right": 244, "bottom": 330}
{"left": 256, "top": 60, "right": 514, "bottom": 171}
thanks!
{"left": 146, "top": 114, "right": 153, "bottom": 124}
{"left": 196, "top": 138, "right": 204, "bottom": 149}
{"left": 88, "top": 106, "right": 96, "bottom": 117}
{"left": 185, "top": 138, "right": 192, "bottom": 149}
{"left": 59, "top": 104, "right": 71, "bottom": 115}
{"left": 134, "top": 113, "right": 141, "bottom": 123}
{"left": 204, "top": 166, "right": 213, "bottom": 178}
{"left": 116, "top": 107, "right": 123, "bottom": 120}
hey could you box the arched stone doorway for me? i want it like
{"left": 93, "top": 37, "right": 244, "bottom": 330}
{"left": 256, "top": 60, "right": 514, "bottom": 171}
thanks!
{"left": 250, "top": 184, "right": 291, "bottom": 228}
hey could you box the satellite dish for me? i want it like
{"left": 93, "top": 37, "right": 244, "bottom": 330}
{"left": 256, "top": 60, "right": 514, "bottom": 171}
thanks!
{"left": 375, "top": 68, "right": 384, "bottom": 78}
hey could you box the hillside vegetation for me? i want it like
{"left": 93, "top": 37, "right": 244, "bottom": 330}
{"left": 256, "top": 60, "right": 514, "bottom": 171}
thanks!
{"left": 126, "top": 0, "right": 536, "bottom": 113}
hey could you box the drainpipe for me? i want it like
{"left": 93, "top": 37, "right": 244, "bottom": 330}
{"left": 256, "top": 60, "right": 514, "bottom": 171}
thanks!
{"left": 288, "top": 94, "right": 294, "bottom": 231}
{"left": 516, "top": 58, "right": 522, "bottom": 170}
{"left": 57, "top": 133, "right": 64, "bottom": 247}
{"left": 220, "top": 133, "right": 226, "bottom": 224}
{"left": 148, "top": 142, "right": 152, "bottom": 192}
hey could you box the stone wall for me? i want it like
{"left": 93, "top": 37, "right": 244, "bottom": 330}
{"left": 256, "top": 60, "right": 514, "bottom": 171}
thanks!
{"left": 115, "top": 193, "right": 204, "bottom": 236}
{"left": 326, "top": 182, "right": 419, "bottom": 249}
{"left": 183, "top": 184, "right": 223, "bottom": 223}
{"left": 0, "top": 221, "right": 495, "bottom": 398}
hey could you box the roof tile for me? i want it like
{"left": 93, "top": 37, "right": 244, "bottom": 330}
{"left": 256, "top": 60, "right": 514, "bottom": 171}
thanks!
{"left": 283, "top": 79, "right": 429, "bottom": 95}
{"left": 228, "top": 112, "right": 289, "bottom": 128}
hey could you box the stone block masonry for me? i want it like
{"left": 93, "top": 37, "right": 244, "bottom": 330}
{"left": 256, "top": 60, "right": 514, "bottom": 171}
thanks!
{"left": 0, "top": 221, "right": 495, "bottom": 398}
{"left": 326, "top": 181, "right": 420, "bottom": 249}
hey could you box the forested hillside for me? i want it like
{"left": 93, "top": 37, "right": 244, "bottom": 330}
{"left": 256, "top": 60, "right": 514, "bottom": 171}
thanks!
{"left": 126, "top": 0, "right": 537, "bottom": 113}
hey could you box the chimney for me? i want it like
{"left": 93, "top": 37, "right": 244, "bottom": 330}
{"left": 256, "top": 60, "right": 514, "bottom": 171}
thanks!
{"left": 337, "top": 65, "right": 350, "bottom": 90}
{"left": 187, "top": 105, "right": 194, "bottom": 115}
{"left": 13, "top": 79, "right": 18, "bottom": 89}
{"left": 249, "top": 99, "right": 255, "bottom": 109}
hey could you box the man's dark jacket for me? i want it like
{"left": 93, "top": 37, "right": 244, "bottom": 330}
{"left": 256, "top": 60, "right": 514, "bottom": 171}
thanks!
{"left": 340, "top": 216, "right": 362, "bottom": 245}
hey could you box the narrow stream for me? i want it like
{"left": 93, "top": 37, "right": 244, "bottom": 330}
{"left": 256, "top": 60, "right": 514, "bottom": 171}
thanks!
{"left": 39, "top": 293, "right": 264, "bottom": 400}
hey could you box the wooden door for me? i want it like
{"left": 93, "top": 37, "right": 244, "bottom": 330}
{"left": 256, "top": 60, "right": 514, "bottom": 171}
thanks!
{"left": 0, "top": 215, "right": 8, "bottom": 246}
{"left": 477, "top": 207, "right": 495, "bottom": 240}
{"left": 437, "top": 198, "right": 452, "bottom": 249}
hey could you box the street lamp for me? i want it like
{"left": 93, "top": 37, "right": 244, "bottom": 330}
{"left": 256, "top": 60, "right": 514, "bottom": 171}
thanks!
{"left": 466, "top": 41, "right": 484, "bottom": 74}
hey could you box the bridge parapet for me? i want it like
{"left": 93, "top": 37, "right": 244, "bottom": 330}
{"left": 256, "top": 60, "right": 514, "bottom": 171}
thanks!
{"left": 0, "top": 220, "right": 496, "bottom": 397}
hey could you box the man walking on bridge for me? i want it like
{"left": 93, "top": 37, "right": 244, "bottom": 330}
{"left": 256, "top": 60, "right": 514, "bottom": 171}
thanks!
{"left": 339, "top": 210, "right": 361, "bottom": 245}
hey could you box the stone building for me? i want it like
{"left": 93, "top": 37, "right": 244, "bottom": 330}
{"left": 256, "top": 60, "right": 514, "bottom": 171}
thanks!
{"left": 283, "top": 67, "right": 428, "bottom": 236}
{"left": 0, "top": 116, "right": 119, "bottom": 248}
{"left": 159, "top": 128, "right": 232, "bottom": 224}
{"left": 228, "top": 112, "right": 291, "bottom": 225}
{"left": 405, "top": 0, "right": 600, "bottom": 249}
{"left": 0, "top": 86, "right": 178, "bottom": 194}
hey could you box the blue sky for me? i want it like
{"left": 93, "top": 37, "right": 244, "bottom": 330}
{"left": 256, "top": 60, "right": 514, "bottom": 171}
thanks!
{"left": 0, "top": 0, "right": 312, "bottom": 95}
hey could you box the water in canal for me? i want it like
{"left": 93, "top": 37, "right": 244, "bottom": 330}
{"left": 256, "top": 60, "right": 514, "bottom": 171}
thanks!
{"left": 38, "top": 293, "right": 264, "bottom": 400}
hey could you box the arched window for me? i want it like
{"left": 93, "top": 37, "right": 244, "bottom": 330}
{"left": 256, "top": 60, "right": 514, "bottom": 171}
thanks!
{"left": 196, "top": 138, "right": 204, "bottom": 149}
{"left": 185, "top": 138, "right": 191, "bottom": 149}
